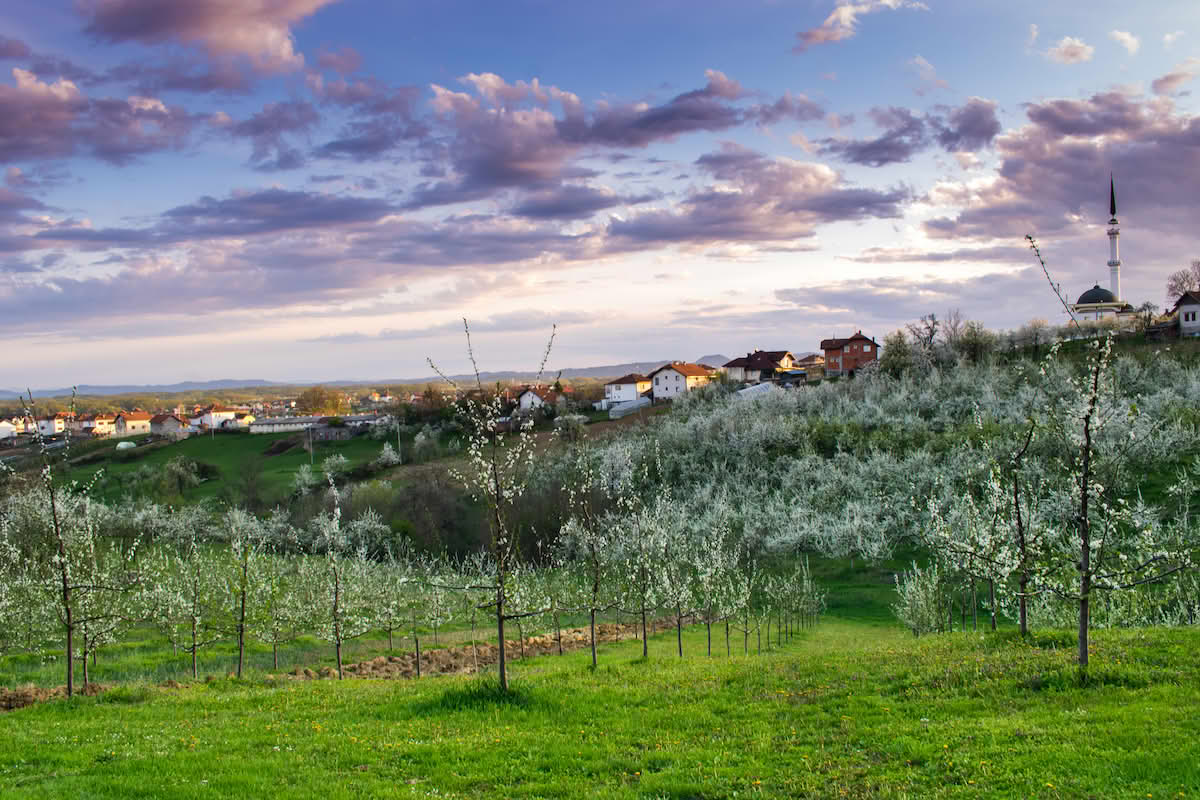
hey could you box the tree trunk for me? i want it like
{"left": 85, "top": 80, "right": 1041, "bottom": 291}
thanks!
{"left": 517, "top": 619, "right": 525, "bottom": 660}
{"left": 590, "top": 608, "right": 597, "bottom": 668}
{"left": 640, "top": 606, "right": 648, "bottom": 659}
{"left": 972, "top": 581, "right": 978, "bottom": 632}
{"left": 273, "top": 642, "right": 279, "bottom": 670}
{"left": 555, "top": 611, "right": 563, "bottom": 656}
{"left": 82, "top": 646, "right": 89, "bottom": 687}
{"left": 415, "top": 636, "right": 421, "bottom": 679}
{"left": 1019, "top": 573, "right": 1028, "bottom": 636}
{"left": 989, "top": 580, "right": 997, "bottom": 632}
{"left": 191, "top": 617, "right": 198, "bottom": 679}
{"left": 725, "top": 620, "right": 730, "bottom": 657}
{"left": 387, "top": 628, "right": 393, "bottom": 651}
{"left": 1077, "top": 354, "right": 1100, "bottom": 671}
{"left": 496, "top": 585, "right": 507, "bottom": 691}
{"left": 675, "top": 610, "right": 682, "bottom": 658}
{"left": 335, "top": 640, "right": 343, "bottom": 679}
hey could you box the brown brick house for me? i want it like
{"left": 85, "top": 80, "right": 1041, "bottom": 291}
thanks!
{"left": 820, "top": 332, "right": 878, "bottom": 377}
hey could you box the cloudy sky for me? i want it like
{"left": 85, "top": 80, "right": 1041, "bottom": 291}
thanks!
{"left": 4, "top": 0, "right": 1200, "bottom": 386}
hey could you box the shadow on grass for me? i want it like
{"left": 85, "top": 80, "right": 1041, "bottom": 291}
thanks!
{"left": 404, "top": 677, "right": 554, "bottom": 716}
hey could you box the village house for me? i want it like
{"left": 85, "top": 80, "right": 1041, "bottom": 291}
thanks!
{"left": 0, "top": 419, "right": 16, "bottom": 440}
{"left": 648, "top": 362, "right": 716, "bottom": 402}
{"left": 191, "top": 405, "right": 239, "bottom": 429}
{"left": 722, "top": 350, "right": 796, "bottom": 384}
{"left": 596, "top": 374, "right": 651, "bottom": 410}
{"left": 821, "top": 332, "right": 879, "bottom": 377}
{"left": 113, "top": 411, "right": 153, "bottom": 438}
{"left": 1174, "top": 290, "right": 1200, "bottom": 337}
{"left": 37, "top": 414, "right": 68, "bottom": 437}
{"left": 223, "top": 412, "right": 255, "bottom": 428}
{"left": 516, "top": 386, "right": 565, "bottom": 413}
{"left": 150, "top": 414, "right": 190, "bottom": 438}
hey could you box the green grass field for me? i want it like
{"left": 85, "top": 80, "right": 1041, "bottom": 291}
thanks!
{"left": 3, "top": 557, "right": 1199, "bottom": 798}
{"left": 61, "top": 431, "right": 389, "bottom": 505}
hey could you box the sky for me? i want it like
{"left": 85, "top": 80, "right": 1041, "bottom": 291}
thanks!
{"left": 3, "top": 0, "right": 1200, "bottom": 387}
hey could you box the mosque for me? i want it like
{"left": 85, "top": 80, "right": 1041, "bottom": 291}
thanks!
{"left": 1068, "top": 178, "right": 1135, "bottom": 321}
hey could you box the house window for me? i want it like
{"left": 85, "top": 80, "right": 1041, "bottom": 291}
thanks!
{"left": 655, "top": 377, "right": 659, "bottom": 385}
{"left": 1186, "top": 311, "right": 1197, "bottom": 322}
{"left": 863, "top": 344, "right": 872, "bottom": 352}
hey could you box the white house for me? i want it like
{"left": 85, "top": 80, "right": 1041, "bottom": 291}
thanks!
{"left": 721, "top": 350, "right": 796, "bottom": 384}
{"left": 648, "top": 362, "right": 715, "bottom": 402}
{"left": 517, "top": 386, "right": 561, "bottom": 412}
{"left": 0, "top": 420, "right": 16, "bottom": 440}
{"left": 37, "top": 415, "right": 66, "bottom": 436}
{"left": 192, "top": 405, "right": 239, "bottom": 429}
{"left": 596, "top": 374, "right": 651, "bottom": 410}
{"left": 1174, "top": 290, "right": 1200, "bottom": 337}
{"left": 114, "top": 412, "right": 152, "bottom": 438}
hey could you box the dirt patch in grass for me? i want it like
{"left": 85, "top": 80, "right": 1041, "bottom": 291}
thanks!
{"left": 0, "top": 682, "right": 108, "bottom": 711}
{"left": 282, "top": 619, "right": 681, "bottom": 681}
{"left": 263, "top": 437, "right": 301, "bottom": 457}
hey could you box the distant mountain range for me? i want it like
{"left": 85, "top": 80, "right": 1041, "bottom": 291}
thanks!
{"left": 2, "top": 356, "right": 741, "bottom": 399}
{"left": 0, "top": 380, "right": 288, "bottom": 399}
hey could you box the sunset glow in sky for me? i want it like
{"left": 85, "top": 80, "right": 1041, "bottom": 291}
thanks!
{"left": 4, "top": 0, "right": 1200, "bottom": 386}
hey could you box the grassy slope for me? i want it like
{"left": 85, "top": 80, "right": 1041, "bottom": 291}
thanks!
{"left": 63, "top": 432, "right": 386, "bottom": 504}
{"left": 2, "top": 623, "right": 1197, "bottom": 799}
{"left": 3, "top": 563, "right": 1199, "bottom": 798}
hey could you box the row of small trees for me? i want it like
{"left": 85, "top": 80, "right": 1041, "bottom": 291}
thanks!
{"left": 0, "top": 475, "right": 826, "bottom": 693}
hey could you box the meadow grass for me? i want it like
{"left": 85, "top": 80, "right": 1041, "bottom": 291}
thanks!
{"left": 3, "top": 620, "right": 1198, "bottom": 798}
{"left": 61, "top": 431, "right": 387, "bottom": 504}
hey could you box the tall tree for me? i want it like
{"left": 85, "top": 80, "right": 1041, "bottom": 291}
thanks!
{"left": 1165, "top": 259, "right": 1200, "bottom": 305}
{"left": 428, "top": 320, "right": 555, "bottom": 691}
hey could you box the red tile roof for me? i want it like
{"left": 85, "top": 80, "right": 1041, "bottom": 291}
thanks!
{"left": 607, "top": 373, "right": 649, "bottom": 385}
{"left": 821, "top": 331, "right": 875, "bottom": 350}
{"left": 649, "top": 362, "right": 716, "bottom": 378}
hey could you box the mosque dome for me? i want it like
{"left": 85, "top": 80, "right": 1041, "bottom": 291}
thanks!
{"left": 1076, "top": 284, "right": 1116, "bottom": 305}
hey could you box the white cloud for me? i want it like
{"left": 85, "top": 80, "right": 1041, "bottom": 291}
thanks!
{"left": 1109, "top": 30, "right": 1140, "bottom": 55}
{"left": 1027, "top": 23, "right": 1039, "bottom": 48}
{"left": 794, "top": 0, "right": 929, "bottom": 52}
{"left": 908, "top": 54, "right": 949, "bottom": 93}
{"left": 1164, "top": 31, "right": 1184, "bottom": 49}
{"left": 1045, "top": 36, "right": 1095, "bottom": 64}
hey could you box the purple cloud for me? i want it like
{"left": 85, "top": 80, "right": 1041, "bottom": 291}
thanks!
{"left": 821, "top": 99, "right": 1000, "bottom": 166}
{"left": 105, "top": 59, "right": 253, "bottom": 94}
{"left": 81, "top": 0, "right": 341, "bottom": 71}
{"left": 229, "top": 100, "right": 320, "bottom": 170}
{"left": 923, "top": 90, "right": 1200, "bottom": 241}
{"left": 0, "top": 68, "right": 197, "bottom": 164}
{"left": 931, "top": 97, "right": 1000, "bottom": 151}
{"left": 0, "top": 36, "right": 32, "bottom": 59}
{"left": 609, "top": 143, "right": 906, "bottom": 246}
{"left": 316, "top": 46, "right": 362, "bottom": 75}
{"left": 821, "top": 106, "right": 928, "bottom": 166}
